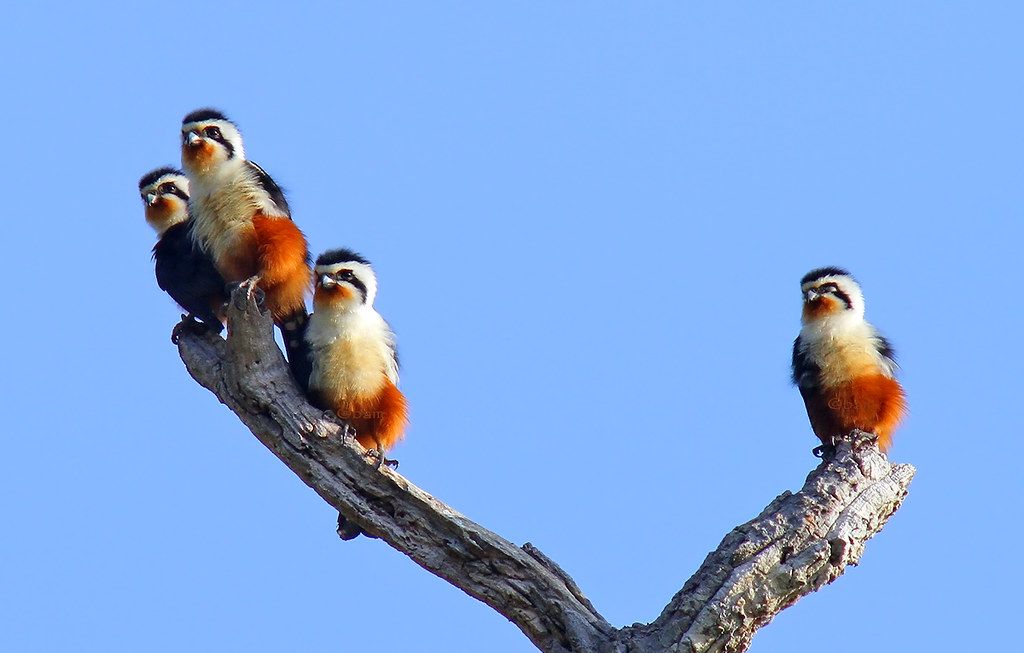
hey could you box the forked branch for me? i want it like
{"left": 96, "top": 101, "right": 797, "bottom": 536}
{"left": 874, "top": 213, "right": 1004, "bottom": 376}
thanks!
{"left": 176, "top": 290, "right": 914, "bottom": 653}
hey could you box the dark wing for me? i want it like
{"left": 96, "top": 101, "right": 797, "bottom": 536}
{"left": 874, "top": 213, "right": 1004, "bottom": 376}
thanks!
{"left": 791, "top": 335, "right": 820, "bottom": 390}
{"left": 383, "top": 319, "right": 401, "bottom": 383}
{"left": 247, "top": 160, "right": 291, "bottom": 217}
{"left": 390, "top": 341, "right": 400, "bottom": 372}
{"left": 153, "top": 221, "right": 227, "bottom": 330}
{"left": 875, "top": 333, "right": 897, "bottom": 365}
{"left": 282, "top": 314, "right": 313, "bottom": 394}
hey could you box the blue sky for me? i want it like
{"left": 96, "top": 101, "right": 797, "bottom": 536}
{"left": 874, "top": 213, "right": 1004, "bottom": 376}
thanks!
{"left": 2, "top": 3, "right": 1020, "bottom": 651}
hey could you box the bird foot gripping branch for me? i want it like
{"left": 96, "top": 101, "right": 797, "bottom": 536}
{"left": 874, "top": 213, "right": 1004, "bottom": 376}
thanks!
{"left": 170, "top": 314, "right": 220, "bottom": 345}
{"left": 812, "top": 429, "right": 881, "bottom": 459}
{"left": 227, "top": 278, "right": 265, "bottom": 311}
{"left": 367, "top": 448, "right": 400, "bottom": 470}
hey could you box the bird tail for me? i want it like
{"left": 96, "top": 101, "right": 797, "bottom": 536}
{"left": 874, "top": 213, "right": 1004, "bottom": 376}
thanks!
{"left": 280, "top": 307, "right": 312, "bottom": 392}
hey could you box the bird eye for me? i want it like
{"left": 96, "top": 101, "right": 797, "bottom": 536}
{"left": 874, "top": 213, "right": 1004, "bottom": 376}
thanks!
{"left": 159, "top": 182, "right": 176, "bottom": 194}
{"left": 204, "top": 126, "right": 222, "bottom": 139}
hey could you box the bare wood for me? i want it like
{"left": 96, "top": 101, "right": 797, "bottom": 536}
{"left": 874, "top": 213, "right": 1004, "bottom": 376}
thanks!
{"left": 628, "top": 430, "right": 914, "bottom": 652}
{"left": 177, "top": 292, "right": 616, "bottom": 653}
{"left": 176, "top": 290, "right": 914, "bottom": 653}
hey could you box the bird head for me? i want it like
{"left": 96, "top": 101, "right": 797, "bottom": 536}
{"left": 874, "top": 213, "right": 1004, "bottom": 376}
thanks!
{"left": 313, "top": 248, "right": 378, "bottom": 311}
{"left": 138, "top": 167, "right": 190, "bottom": 235}
{"left": 180, "top": 108, "right": 245, "bottom": 175}
{"left": 799, "top": 267, "right": 866, "bottom": 324}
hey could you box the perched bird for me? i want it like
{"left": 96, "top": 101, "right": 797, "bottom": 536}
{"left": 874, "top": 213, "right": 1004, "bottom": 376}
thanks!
{"left": 791, "top": 267, "right": 907, "bottom": 455}
{"left": 303, "top": 248, "right": 408, "bottom": 465}
{"left": 139, "top": 167, "right": 227, "bottom": 340}
{"left": 179, "top": 108, "right": 311, "bottom": 377}
{"left": 301, "top": 248, "right": 408, "bottom": 540}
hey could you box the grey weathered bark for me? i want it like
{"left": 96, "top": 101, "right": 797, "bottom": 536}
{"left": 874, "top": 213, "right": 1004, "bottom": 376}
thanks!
{"left": 176, "top": 290, "right": 915, "bottom": 653}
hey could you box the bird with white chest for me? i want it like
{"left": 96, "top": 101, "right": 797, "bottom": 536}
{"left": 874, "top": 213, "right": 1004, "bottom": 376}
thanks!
{"left": 791, "top": 267, "right": 907, "bottom": 455}
{"left": 179, "top": 108, "right": 312, "bottom": 380}
{"left": 303, "top": 248, "right": 408, "bottom": 469}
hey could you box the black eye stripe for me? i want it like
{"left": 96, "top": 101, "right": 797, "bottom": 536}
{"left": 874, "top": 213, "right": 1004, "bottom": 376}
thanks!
{"left": 832, "top": 290, "right": 853, "bottom": 308}
{"left": 320, "top": 270, "right": 368, "bottom": 303}
{"left": 347, "top": 276, "right": 368, "bottom": 303}
{"left": 212, "top": 130, "right": 234, "bottom": 158}
{"left": 805, "top": 283, "right": 853, "bottom": 309}
{"left": 185, "top": 124, "right": 235, "bottom": 159}
{"left": 157, "top": 183, "right": 189, "bottom": 201}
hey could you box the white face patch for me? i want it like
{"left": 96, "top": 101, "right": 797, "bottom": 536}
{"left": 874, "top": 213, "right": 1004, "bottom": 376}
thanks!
{"left": 141, "top": 173, "right": 190, "bottom": 234}
{"left": 139, "top": 173, "right": 189, "bottom": 199}
{"left": 315, "top": 262, "right": 368, "bottom": 275}
{"left": 801, "top": 274, "right": 865, "bottom": 318}
{"left": 314, "top": 261, "right": 378, "bottom": 305}
{"left": 181, "top": 119, "right": 246, "bottom": 161}
{"left": 796, "top": 271, "right": 896, "bottom": 383}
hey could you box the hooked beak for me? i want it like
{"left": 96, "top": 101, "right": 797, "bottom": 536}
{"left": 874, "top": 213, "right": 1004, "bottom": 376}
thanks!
{"left": 186, "top": 131, "right": 202, "bottom": 146}
{"left": 319, "top": 274, "right": 337, "bottom": 288}
{"left": 803, "top": 288, "right": 821, "bottom": 302}
{"left": 145, "top": 193, "right": 158, "bottom": 206}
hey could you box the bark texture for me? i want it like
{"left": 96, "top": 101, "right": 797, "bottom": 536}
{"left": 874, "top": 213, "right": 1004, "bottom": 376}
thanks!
{"left": 176, "top": 290, "right": 915, "bottom": 653}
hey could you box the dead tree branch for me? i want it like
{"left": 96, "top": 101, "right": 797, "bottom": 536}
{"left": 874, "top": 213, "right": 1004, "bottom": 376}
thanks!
{"left": 175, "top": 290, "right": 915, "bottom": 653}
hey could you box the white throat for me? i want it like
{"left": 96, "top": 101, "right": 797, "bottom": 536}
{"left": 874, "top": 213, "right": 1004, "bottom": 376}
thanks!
{"left": 305, "top": 303, "right": 400, "bottom": 394}
{"left": 188, "top": 160, "right": 279, "bottom": 257}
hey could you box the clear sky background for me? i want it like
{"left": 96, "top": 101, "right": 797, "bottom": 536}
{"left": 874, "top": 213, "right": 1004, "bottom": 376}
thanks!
{"left": 2, "top": 3, "right": 1020, "bottom": 652}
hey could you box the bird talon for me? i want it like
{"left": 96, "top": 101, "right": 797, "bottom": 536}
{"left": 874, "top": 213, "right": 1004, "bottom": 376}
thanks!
{"left": 812, "top": 443, "right": 834, "bottom": 459}
{"left": 365, "top": 448, "right": 383, "bottom": 468}
{"left": 239, "top": 276, "right": 265, "bottom": 307}
{"left": 171, "top": 314, "right": 212, "bottom": 344}
{"left": 321, "top": 411, "right": 356, "bottom": 443}
{"left": 230, "top": 286, "right": 247, "bottom": 311}
{"left": 228, "top": 277, "right": 265, "bottom": 310}
{"left": 251, "top": 286, "right": 266, "bottom": 308}
{"left": 851, "top": 430, "right": 879, "bottom": 450}
{"left": 365, "top": 447, "right": 398, "bottom": 470}
{"left": 171, "top": 321, "right": 186, "bottom": 345}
